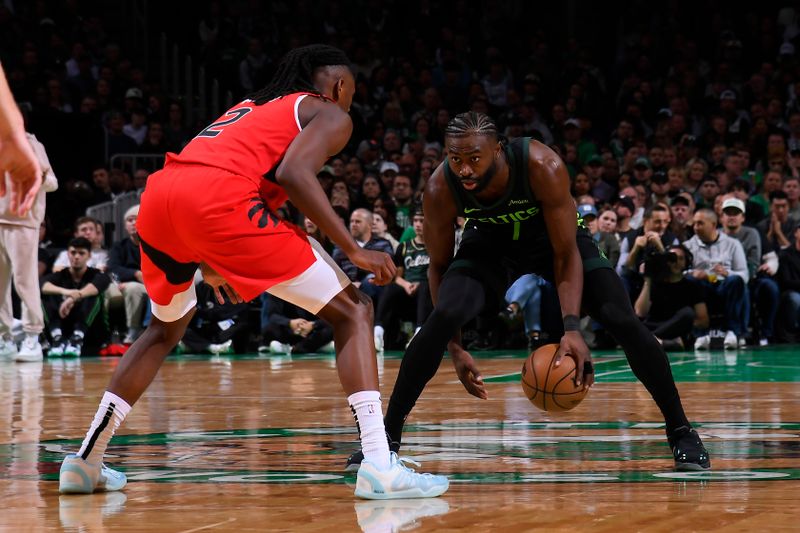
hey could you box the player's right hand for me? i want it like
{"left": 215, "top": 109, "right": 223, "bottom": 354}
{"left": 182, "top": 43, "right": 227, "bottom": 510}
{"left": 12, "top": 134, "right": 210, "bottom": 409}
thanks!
{"left": 450, "top": 343, "right": 488, "bottom": 400}
{"left": 0, "top": 132, "right": 42, "bottom": 216}
{"left": 555, "top": 331, "right": 594, "bottom": 389}
{"left": 349, "top": 248, "right": 396, "bottom": 285}
{"left": 200, "top": 262, "right": 244, "bottom": 304}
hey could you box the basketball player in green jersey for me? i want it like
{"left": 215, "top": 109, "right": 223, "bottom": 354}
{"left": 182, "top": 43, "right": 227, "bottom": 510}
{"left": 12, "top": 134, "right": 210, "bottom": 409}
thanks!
{"left": 348, "top": 111, "right": 710, "bottom": 471}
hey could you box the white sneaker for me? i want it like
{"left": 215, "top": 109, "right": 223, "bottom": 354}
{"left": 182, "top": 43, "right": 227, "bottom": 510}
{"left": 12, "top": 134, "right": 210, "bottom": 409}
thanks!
{"left": 0, "top": 337, "right": 17, "bottom": 358}
{"left": 693, "top": 335, "right": 710, "bottom": 350}
{"left": 758, "top": 338, "right": 769, "bottom": 347}
{"left": 122, "top": 328, "right": 142, "bottom": 344}
{"left": 355, "top": 498, "right": 450, "bottom": 531}
{"left": 59, "top": 454, "right": 127, "bottom": 494}
{"left": 208, "top": 339, "right": 233, "bottom": 355}
{"left": 355, "top": 452, "right": 449, "bottom": 500}
{"left": 374, "top": 328, "right": 384, "bottom": 353}
{"left": 738, "top": 336, "right": 747, "bottom": 349}
{"left": 14, "top": 335, "right": 43, "bottom": 362}
{"left": 269, "top": 340, "right": 291, "bottom": 354}
{"left": 63, "top": 336, "right": 83, "bottom": 357}
{"left": 723, "top": 331, "right": 738, "bottom": 350}
{"left": 49, "top": 338, "right": 66, "bottom": 357}
{"left": 319, "top": 340, "right": 335, "bottom": 353}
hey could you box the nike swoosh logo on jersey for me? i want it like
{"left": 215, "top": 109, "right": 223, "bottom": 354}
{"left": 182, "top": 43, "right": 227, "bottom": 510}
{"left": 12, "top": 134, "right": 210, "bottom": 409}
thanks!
{"left": 463, "top": 207, "right": 480, "bottom": 213}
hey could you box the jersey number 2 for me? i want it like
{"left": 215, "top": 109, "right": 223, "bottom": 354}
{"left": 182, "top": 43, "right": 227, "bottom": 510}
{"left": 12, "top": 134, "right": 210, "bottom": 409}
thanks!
{"left": 196, "top": 107, "right": 253, "bottom": 138}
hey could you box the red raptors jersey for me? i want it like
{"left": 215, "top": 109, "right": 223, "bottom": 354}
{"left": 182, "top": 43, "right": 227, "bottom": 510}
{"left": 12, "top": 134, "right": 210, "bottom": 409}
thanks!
{"left": 165, "top": 92, "right": 319, "bottom": 209}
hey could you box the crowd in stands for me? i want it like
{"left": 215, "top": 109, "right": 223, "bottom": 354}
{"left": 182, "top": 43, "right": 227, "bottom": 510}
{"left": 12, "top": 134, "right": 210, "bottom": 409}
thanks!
{"left": 3, "top": 1, "right": 800, "bottom": 356}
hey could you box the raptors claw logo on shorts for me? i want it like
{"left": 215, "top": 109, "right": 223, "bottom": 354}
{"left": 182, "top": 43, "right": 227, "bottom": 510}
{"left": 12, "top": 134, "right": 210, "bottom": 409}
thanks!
{"left": 248, "top": 197, "right": 281, "bottom": 229}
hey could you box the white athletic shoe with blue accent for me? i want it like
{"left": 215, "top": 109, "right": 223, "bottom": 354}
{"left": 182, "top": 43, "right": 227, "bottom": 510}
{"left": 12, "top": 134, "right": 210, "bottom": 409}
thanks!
{"left": 355, "top": 452, "right": 449, "bottom": 499}
{"left": 59, "top": 454, "right": 127, "bottom": 494}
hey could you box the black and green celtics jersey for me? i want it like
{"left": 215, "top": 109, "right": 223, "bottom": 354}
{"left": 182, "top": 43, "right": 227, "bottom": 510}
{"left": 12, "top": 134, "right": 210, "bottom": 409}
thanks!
{"left": 443, "top": 137, "right": 545, "bottom": 241}
{"left": 394, "top": 239, "right": 430, "bottom": 282}
{"left": 443, "top": 137, "right": 612, "bottom": 302}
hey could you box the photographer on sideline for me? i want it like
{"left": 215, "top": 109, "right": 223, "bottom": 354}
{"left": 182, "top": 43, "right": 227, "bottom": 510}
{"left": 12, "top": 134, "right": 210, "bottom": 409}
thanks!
{"left": 634, "top": 244, "right": 709, "bottom": 350}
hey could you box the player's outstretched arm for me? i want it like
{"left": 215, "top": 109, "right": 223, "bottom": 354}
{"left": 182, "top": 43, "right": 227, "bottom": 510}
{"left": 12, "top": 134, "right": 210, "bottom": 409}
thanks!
{"left": 528, "top": 142, "right": 593, "bottom": 388}
{"left": 276, "top": 99, "right": 395, "bottom": 284}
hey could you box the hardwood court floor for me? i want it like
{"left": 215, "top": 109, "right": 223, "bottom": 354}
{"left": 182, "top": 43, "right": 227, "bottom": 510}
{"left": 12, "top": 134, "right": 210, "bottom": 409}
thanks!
{"left": 1, "top": 346, "right": 800, "bottom": 532}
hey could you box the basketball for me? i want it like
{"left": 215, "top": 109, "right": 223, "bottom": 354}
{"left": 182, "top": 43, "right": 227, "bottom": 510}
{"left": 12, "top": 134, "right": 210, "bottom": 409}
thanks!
{"left": 520, "top": 343, "right": 589, "bottom": 412}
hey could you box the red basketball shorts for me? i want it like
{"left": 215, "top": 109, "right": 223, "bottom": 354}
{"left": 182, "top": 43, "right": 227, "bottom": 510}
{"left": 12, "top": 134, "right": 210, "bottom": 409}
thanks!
{"left": 137, "top": 164, "right": 321, "bottom": 319}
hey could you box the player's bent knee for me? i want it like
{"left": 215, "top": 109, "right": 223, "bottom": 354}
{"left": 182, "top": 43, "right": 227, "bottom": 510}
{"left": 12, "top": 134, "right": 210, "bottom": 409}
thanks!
{"left": 594, "top": 302, "right": 642, "bottom": 332}
{"left": 433, "top": 303, "right": 473, "bottom": 329}
{"left": 145, "top": 318, "right": 188, "bottom": 348}
{"left": 319, "top": 284, "right": 373, "bottom": 327}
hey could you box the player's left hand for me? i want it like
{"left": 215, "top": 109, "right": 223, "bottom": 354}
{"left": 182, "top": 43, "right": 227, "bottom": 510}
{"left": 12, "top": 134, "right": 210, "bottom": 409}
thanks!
{"left": 0, "top": 131, "right": 42, "bottom": 216}
{"left": 200, "top": 262, "right": 244, "bottom": 304}
{"left": 555, "top": 331, "right": 594, "bottom": 389}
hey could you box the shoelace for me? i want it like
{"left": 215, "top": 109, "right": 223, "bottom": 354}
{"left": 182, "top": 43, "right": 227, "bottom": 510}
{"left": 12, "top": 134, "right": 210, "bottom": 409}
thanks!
{"left": 391, "top": 453, "right": 439, "bottom": 480}
{"left": 397, "top": 456, "right": 421, "bottom": 469}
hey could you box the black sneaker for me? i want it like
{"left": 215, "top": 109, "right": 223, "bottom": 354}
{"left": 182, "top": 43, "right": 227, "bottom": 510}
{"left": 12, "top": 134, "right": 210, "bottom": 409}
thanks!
{"left": 344, "top": 436, "right": 401, "bottom": 472}
{"left": 467, "top": 336, "right": 497, "bottom": 351}
{"left": 498, "top": 305, "right": 520, "bottom": 326}
{"left": 527, "top": 331, "right": 547, "bottom": 351}
{"left": 668, "top": 426, "right": 711, "bottom": 471}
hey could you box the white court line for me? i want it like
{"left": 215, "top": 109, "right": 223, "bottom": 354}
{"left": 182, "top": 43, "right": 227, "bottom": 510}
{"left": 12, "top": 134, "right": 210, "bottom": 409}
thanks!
{"left": 746, "top": 361, "right": 800, "bottom": 369}
{"left": 475, "top": 355, "right": 700, "bottom": 382}
{"left": 177, "top": 518, "right": 237, "bottom": 533}
{"left": 595, "top": 358, "right": 699, "bottom": 378}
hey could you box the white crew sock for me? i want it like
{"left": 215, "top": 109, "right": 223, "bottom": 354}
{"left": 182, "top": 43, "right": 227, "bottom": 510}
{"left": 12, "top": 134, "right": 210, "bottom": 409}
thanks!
{"left": 374, "top": 325, "right": 384, "bottom": 336}
{"left": 76, "top": 391, "right": 132, "bottom": 465}
{"left": 348, "top": 390, "right": 391, "bottom": 471}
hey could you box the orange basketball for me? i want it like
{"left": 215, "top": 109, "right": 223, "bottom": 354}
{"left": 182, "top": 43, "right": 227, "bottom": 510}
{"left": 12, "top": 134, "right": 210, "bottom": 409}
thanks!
{"left": 520, "top": 343, "right": 589, "bottom": 412}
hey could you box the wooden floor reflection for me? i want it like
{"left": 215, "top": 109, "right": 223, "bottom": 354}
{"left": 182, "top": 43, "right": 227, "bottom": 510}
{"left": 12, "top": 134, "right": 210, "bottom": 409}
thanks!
{"left": 1, "top": 348, "right": 800, "bottom": 531}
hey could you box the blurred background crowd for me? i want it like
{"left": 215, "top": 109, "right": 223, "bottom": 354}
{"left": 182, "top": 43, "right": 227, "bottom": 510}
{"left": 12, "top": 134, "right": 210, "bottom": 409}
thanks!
{"left": 3, "top": 0, "right": 800, "bottom": 358}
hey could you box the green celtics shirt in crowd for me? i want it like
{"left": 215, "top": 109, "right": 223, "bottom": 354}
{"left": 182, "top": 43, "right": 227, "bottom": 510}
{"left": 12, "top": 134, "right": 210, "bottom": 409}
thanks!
{"left": 394, "top": 239, "right": 430, "bottom": 282}
{"left": 443, "top": 136, "right": 548, "bottom": 242}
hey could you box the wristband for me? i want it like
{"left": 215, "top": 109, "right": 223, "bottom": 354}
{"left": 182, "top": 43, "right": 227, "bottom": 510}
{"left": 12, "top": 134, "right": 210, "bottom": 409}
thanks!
{"left": 563, "top": 314, "right": 580, "bottom": 331}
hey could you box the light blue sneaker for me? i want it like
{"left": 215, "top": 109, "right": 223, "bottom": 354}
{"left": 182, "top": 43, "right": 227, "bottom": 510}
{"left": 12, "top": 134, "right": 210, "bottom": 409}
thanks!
{"left": 59, "top": 454, "right": 127, "bottom": 494}
{"left": 354, "top": 452, "right": 449, "bottom": 500}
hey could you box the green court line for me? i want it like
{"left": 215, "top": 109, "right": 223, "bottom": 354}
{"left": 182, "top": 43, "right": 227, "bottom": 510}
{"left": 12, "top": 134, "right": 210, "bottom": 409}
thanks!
{"left": 483, "top": 349, "right": 800, "bottom": 383}
{"left": 42, "top": 344, "right": 800, "bottom": 384}
{"left": 16, "top": 468, "right": 800, "bottom": 484}
{"left": 4, "top": 422, "right": 799, "bottom": 485}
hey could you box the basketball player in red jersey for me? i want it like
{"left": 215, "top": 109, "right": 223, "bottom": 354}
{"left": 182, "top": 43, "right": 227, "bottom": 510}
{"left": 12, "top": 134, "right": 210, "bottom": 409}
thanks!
{"left": 59, "top": 45, "right": 448, "bottom": 500}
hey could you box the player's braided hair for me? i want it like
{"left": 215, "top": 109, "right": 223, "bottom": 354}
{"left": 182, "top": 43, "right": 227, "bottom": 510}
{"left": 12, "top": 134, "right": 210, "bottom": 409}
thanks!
{"left": 444, "top": 111, "right": 499, "bottom": 140}
{"left": 247, "top": 44, "right": 350, "bottom": 105}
